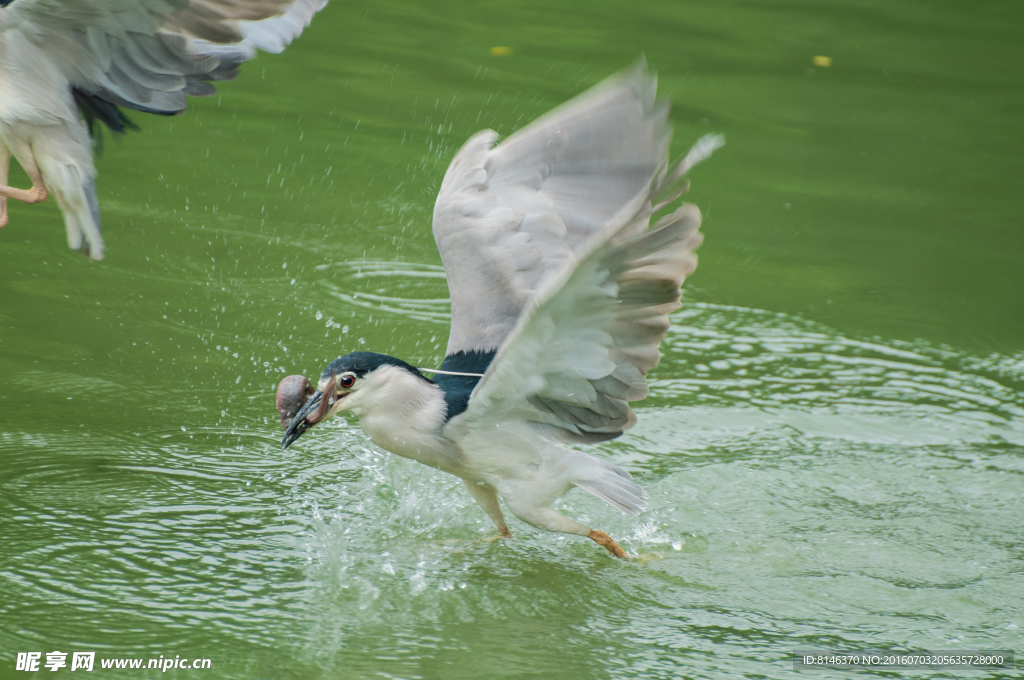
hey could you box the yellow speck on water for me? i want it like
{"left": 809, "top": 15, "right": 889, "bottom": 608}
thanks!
{"left": 813, "top": 55, "right": 833, "bottom": 67}
{"left": 489, "top": 46, "right": 512, "bottom": 56}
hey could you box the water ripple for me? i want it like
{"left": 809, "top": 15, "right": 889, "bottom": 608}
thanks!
{"left": 3, "top": 300, "right": 1022, "bottom": 679}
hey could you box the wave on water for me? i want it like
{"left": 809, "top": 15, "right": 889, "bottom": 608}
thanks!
{"left": 316, "top": 259, "right": 451, "bottom": 324}
{"left": 647, "top": 302, "right": 1024, "bottom": 447}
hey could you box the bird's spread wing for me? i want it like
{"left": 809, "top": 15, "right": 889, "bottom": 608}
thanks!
{"left": 443, "top": 117, "right": 722, "bottom": 443}
{"left": 0, "top": 0, "right": 326, "bottom": 117}
{"left": 432, "top": 60, "right": 673, "bottom": 356}
{"left": 234, "top": 0, "right": 325, "bottom": 54}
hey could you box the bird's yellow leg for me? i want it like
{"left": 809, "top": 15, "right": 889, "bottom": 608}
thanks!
{"left": 0, "top": 143, "right": 48, "bottom": 206}
{"left": 588, "top": 529, "right": 628, "bottom": 559}
{"left": 497, "top": 489, "right": 631, "bottom": 559}
{"left": 462, "top": 479, "right": 514, "bottom": 540}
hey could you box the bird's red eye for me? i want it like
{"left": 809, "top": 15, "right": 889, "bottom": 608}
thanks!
{"left": 339, "top": 374, "right": 356, "bottom": 389}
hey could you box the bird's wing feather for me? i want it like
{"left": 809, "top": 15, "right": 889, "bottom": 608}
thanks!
{"left": 432, "top": 60, "right": 673, "bottom": 356}
{"left": 444, "top": 133, "right": 722, "bottom": 444}
{"left": 0, "top": 0, "right": 325, "bottom": 116}
{"left": 235, "top": 0, "right": 325, "bottom": 54}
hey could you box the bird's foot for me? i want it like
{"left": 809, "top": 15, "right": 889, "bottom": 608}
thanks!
{"left": 588, "top": 529, "right": 628, "bottom": 559}
{"left": 0, "top": 199, "right": 7, "bottom": 228}
{"left": 0, "top": 182, "right": 47, "bottom": 205}
{"left": 486, "top": 529, "right": 514, "bottom": 542}
{"left": 27, "top": 185, "right": 47, "bottom": 204}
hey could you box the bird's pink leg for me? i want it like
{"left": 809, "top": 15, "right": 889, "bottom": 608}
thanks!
{"left": 0, "top": 143, "right": 48, "bottom": 209}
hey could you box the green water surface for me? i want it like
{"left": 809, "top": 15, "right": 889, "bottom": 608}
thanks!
{"left": 2, "top": 0, "right": 1022, "bottom": 678}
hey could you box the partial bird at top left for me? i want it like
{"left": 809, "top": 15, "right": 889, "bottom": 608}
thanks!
{"left": 0, "top": 0, "right": 328, "bottom": 259}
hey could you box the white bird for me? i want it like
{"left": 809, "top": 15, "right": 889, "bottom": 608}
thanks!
{"left": 278, "top": 62, "right": 723, "bottom": 558}
{"left": 0, "top": 0, "right": 327, "bottom": 259}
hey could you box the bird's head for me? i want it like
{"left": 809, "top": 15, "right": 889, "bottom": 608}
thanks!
{"left": 279, "top": 352, "right": 429, "bottom": 449}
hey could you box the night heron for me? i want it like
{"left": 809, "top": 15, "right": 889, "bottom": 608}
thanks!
{"left": 278, "top": 62, "right": 723, "bottom": 558}
{"left": 0, "top": 0, "right": 327, "bottom": 259}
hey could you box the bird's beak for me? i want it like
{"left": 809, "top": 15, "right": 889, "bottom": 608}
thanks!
{"left": 281, "top": 374, "right": 336, "bottom": 450}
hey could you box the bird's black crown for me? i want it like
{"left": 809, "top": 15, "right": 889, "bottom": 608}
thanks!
{"left": 321, "top": 352, "right": 429, "bottom": 383}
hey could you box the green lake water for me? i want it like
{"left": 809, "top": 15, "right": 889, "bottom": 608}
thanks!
{"left": 2, "top": 0, "right": 1022, "bottom": 677}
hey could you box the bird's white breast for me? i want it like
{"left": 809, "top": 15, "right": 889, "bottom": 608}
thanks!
{"left": 346, "top": 365, "right": 460, "bottom": 471}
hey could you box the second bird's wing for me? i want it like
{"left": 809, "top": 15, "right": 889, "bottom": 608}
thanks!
{"left": 432, "top": 61, "right": 672, "bottom": 356}
{"left": 0, "top": 0, "right": 326, "bottom": 117}
{"left": 444, "top": 134, "right": 723, "bottom": 444}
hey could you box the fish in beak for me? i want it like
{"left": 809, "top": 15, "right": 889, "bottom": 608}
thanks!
{"left": 280, "top": 374, "right": 336, "bottom": 450}
{"left": 276, "top": 375, "right": 314, "bottom": 428}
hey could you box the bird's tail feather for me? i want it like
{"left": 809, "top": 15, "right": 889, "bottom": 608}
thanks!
{"left": 50, "top": 163, "right": 104, "bottom": 260}
{"left": 83, "top": 176, "right": 101, "bottom": 239}
{"left": 575, "top": 463, "right": 648, "bottom": 517}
